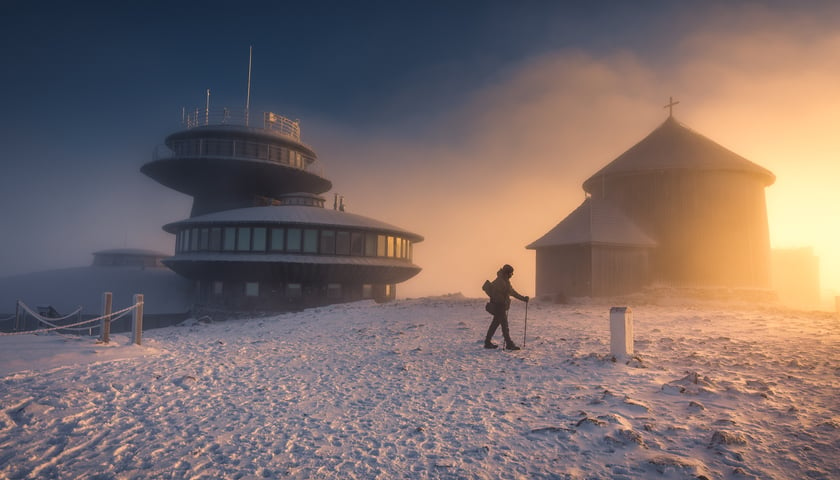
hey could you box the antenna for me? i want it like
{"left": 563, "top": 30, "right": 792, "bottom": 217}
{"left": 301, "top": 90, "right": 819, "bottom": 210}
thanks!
{"left": 245, "top": 45, "right": 253, "bottom": 127}
{"left": 205, "top": 89, "right": 210, "bottom": 125}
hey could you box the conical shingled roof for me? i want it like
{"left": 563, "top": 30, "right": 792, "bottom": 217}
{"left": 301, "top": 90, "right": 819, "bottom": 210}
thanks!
{"left": 526, "top": 197, "right": 657, "bottom": 249}
{"left": 582, "top": 116, "right": 775, "bottom": 192}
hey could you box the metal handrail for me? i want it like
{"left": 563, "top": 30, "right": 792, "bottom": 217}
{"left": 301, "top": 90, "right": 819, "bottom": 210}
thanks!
{"left": 182, "top": 107, "right": 302, "bottom": 140}
{"left": 152, "top": 143, "right": 326, "bottom": 178}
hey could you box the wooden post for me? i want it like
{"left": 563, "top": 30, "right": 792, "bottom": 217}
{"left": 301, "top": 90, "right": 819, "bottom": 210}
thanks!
{"left": 100, "top": 292, "right": 112, "bottom": 343}
{"left": 610, "top": 306, "right": 634, "bottom": 359}
{"left": 132, "top": 294, "right": 144, "bottom": 346}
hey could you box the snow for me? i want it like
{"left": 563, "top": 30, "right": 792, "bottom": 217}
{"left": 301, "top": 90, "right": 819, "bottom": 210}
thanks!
{"left": 1, "top": 296, "right": 837, "bottom": 479}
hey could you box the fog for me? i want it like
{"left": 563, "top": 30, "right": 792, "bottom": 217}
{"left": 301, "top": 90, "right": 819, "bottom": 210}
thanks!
{"left": 314, "top": 6, "right": 840, "bottom": 301}
{"left": 1, "top": 3, "right": 838, "bottom": 306}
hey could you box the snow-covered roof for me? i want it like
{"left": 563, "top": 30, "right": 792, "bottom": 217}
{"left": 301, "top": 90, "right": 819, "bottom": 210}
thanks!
{"left": 582, "top": 116, "right": 775, "bottom": 192}
{"left": 527, "top": 197, "right": 657, "bottom": 249}
{"left": 163, "top": 205, "right": 424, "bottom": 242}
{"left": 0, "top": 266, "right": 192, "bottom": 315}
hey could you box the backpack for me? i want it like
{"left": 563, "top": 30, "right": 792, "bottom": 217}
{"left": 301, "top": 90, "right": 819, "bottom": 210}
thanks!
{"left": 482, "top": 280, "right": 496, "bottom": 314}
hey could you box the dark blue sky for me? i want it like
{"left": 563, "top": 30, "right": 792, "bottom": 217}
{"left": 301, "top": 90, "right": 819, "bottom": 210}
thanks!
{"left": 3, "top": 1, "right": 839, "bottom": 299}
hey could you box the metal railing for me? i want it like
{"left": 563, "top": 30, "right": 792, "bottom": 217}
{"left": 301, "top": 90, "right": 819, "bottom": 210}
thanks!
{"left": 152, "top": 140, "right": 327, "bottom": 178}
{"left": 182, "top": 107, "right": 301, "bottom": 141}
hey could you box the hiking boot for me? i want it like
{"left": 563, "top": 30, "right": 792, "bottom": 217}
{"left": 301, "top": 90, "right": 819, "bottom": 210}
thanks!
{"left": 484, "top": 342, "right": 499, "bottom": 349}
{"left": 504, "top": 343, "right": 521, "bottom": 351}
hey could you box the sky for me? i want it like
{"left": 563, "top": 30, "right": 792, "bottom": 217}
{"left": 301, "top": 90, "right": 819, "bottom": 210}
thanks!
{"left": 1, "top": 1, "right": 839, "bottom": 303}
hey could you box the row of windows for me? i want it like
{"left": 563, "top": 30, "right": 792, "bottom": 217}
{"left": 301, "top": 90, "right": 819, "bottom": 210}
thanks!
{"left": 169, "top": 138, "right": 311, "bottom": 169}
{"left": 176, "top": 226, "right": 414, "bottom": 260}
{"left": 217, "top": 282, "right": 346, "bottom": 299}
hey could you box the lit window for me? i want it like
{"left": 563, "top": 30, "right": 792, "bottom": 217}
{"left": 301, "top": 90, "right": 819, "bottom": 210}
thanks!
{"left": 386, "top": 236, "right": 395, "bottom": 257}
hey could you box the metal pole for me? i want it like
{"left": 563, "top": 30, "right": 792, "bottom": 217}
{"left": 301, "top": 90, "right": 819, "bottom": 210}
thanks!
{"left": 523, "top": 300, "right": 529, "bottom": 347}
{"left": 245, "top": 45, "right": 252, "bottom": 127}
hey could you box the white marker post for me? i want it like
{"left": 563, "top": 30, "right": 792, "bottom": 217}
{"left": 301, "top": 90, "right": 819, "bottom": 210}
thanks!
{"left": 610, "top": 306, "right": 634, "bottom": 359}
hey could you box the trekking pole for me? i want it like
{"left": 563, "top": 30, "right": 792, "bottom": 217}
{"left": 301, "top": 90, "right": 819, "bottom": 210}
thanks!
{"left": 523, "top": 300, "right": 529, "bottom": 347}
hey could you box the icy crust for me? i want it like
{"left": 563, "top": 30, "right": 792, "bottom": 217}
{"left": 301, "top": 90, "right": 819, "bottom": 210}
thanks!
{"left": 0, "top": 297, "right": 838, "bottom": 479}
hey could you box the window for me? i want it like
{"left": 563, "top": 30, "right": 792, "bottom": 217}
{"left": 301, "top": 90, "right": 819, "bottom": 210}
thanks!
{"left": 377, "top": 235, "right": 386, "bottom": 257}
{"left": 209, "top": 228, "right": 222, "bottom": 251}
{"left": 237, "top": 227, "right": 251, "bottom": 251}
{"left": 320, "top": 230, "right": 336, "bottom": 254}
{"left": 270, "top": 228, "right": 285, "bottom": 251}
{"left": 362, "top": 284, "right": 373, "bottom": 299}
{"left": 350, "top": 232, "right": 364, "bottom": 256}
{"left": 223, "top": 228, "right": 236, "bottom": 251}
{"left": 386, "top": 236, "right": 395, "bottom": 258}
{"left": 327, "top": 283, "right": 342, "bottom": 299}
{"left": 336, "top": 231, "right": 350, "bottom": 255}
{"left": 200, "top": 228, "right": 209, "bottom": 251}
{"left": 190, "top": 228, "right": 199, "bottom": 251}
{"left": 365, "top": 233, "right": 377, "bottom": 257}
{"left": 179, "top": 230, "right": 188, "bottom": 252}
{"left": 286, "top": 283, "right": 302, "bottom": 298}
{"left": 303, "top": 229, "right": 318, "bottom": 253}
{"left": 245, "top": 282, "right": 259, "bottom": 297}
{"left": 213, "top": 281, "right": 223, "bottom": 295}
{"left": 287, "top": 228, "right": 302, "bottom": 252}
{"left": 253, "top": 227, "right": 267, "bottom": 252}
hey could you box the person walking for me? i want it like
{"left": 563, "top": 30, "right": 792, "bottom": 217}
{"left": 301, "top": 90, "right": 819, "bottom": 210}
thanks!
{"left": 483, "top": 264, "right": 529, "bottom": 350}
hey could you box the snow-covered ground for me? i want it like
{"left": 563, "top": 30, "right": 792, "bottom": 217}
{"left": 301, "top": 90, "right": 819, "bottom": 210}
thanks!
{"left": 1, "top": 296, "right": 837, "bottom": 479}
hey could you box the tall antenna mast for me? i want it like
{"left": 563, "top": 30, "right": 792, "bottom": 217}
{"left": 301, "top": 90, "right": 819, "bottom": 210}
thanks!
{"left": 245, "top": 45, "right": 253, "bottom": 127}
{"left": 205, "top": 88, "right": 210, "bottom": 125}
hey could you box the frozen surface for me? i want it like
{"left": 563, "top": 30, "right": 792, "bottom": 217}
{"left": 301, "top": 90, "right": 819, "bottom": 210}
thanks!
{"left": 1, "top": 296, "right": 838, "bottom": 479}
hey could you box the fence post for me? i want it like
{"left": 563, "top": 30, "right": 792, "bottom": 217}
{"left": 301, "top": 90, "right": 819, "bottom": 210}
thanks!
{"left": 100, "top": 292, "right": 112, "bottom": 343}
{"left": 131, "top": 294, "right": 144, "bottom": 346}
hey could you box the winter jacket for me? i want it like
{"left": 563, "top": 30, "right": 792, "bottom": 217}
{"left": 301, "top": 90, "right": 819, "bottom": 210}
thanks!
{"left": 488, "top": 271, "right": 527, "bottom": 311}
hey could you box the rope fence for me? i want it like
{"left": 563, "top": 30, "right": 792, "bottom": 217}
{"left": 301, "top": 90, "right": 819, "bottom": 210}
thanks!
{"left": 1, "top": 294, "right": 146, "bottom": 345}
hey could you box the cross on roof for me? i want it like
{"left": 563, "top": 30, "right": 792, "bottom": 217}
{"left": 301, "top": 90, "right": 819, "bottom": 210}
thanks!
{"left": 664, "top": 96, "right": 680, "bottom": 117}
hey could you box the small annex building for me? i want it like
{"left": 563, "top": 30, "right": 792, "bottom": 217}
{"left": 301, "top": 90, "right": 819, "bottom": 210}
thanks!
{"left": 528, "top": 112, "right": 775, "bottom": 298}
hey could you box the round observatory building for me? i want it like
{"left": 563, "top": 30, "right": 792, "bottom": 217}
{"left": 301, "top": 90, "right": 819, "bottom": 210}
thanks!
{"left": 142, "top": 110, "right": 422, "bottom": 311}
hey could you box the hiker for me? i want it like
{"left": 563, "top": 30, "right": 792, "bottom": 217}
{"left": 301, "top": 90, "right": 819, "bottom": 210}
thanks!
{"left": 483, "top": 264, "right": 529, "bottom": 350}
